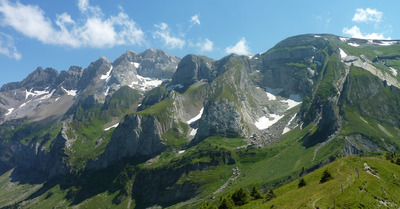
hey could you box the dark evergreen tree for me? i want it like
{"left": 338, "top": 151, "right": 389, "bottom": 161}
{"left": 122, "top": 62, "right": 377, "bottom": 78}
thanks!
{"left": 298, "top": 178, "right": 306, "bottom": 188}
{"left": 200, "top": 201, "right": 218, "bottom": 209}
{"left": 265, "top": 189, "right": 276, "bottom": 201}
{"left": 250, "top": 185, "right": 262, "bottom": 199}
{"left": 231, "top": 187, "right": 250, "bottom": 206}
{"left": 396, "top": 158, "right": 400, "bottom": 165}
{"left": 320, "top": 169, "right": 333, "bottom": 183}
{"left": 218, "top": 196, "right": 234, "bottom": 209}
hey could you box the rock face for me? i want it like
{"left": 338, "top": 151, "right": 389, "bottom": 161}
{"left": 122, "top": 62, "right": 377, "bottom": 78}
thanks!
{"left": 2, "top": 35, "right": 400, "bottom": 208}
{"left": 113, "top": 49, "right": 181, "bottom": 79}
{"left": 93, "top": 114, "right": 168, "bottom": 169}
{"left": 0, "top": 49, "right": 180, "bottom": 177}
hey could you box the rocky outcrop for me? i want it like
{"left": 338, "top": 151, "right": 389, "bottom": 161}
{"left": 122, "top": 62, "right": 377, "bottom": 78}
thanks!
{"left": 113, "top": 49, "right": 180, "bottom": 79}
{"left": 169, "top": 54, "right": 216, "bottom": 91}
{"left": 1, "top": 67, "right": 59, "bottom": 92}
{"left": 90, "top": 114, "right": 169, "bottom": 169}
{"left": 0, "top": 127, "right": 69, "bottom": 179}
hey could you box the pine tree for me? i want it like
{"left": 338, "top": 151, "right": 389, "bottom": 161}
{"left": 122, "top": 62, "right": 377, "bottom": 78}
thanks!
{"left": 218, "top": 196, "right": 234, "bottom": 209}
{"left": 231, "top": 187, "right": 250, "bottom": 206}
{"left": 320, "top": 169, "right": 333, "bottom": 183}
{"left": 298, "top": 178, "right": 306, "bottom": 188}
{"left": 250, "top": 185, "right": 262, "bottom": 199}
{"left": 265, "top": 189, "right": 276, "bottom": 201}
{"left": 200, "top": 201, "right": 218, "bottom": 209}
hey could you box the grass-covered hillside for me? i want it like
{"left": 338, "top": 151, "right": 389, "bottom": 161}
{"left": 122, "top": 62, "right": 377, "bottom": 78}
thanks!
{"left": 200, "top": 155, "right": 400, "bottom": 209}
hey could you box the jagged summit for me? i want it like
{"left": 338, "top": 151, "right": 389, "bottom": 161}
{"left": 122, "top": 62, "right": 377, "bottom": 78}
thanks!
{"left": 1, "top": 34, "right": 400, "bottom": 208}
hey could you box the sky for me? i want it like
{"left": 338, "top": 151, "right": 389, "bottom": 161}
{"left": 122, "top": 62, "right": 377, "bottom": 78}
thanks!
{"left": 0, "top": 0, "right": 398, "bottom": 86}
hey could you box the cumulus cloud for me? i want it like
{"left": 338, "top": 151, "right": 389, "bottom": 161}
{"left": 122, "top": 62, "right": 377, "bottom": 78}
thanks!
{"left": 225, "top": 37, "right": 251, "bottom": 56}
{"left": 153, "top": 23, "right": 185, "bottom": 49}
{"left": 0, "top": 0, "right": 144, "bottom": 49}
{"left": 352, "top": 8, "right": 382, "bottom": 23}
{"left": 0, "top": 32, "right": 21, "bottom": 60}
{"left": 196, "top": 38, "right": 213, "bottom": 52}
{"left": 190, "top": 14, "right": 200, "bottom": 25}
{"left": 343, "top": 26, "right": 391, "bottom": 40}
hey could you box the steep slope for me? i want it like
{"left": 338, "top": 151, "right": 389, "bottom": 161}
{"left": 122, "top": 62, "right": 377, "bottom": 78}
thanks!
{"left": 1, "top": 34, "right": 400, "bottom": 208}
{"left": 202, "top": 156, "right": 400, "bottom": 208}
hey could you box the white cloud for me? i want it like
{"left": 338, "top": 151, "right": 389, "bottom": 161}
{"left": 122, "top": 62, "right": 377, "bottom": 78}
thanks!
{"left": 343, "top": 26, "right": 391, "bottom": 40}
{"left": 0, "top": 0, "right": 144, "bottom": 49}
{"left": 225, "top": 37, "right": 251, "bottom": 56}
{"left": 196, "top": 38, "right": 213, "bottom": 52}
{"left": 352, "top": 8, "right": 382, "bottom": 23}
{"left": 153, "top": 23, "right": 185, "bottom": 49}
{"left": 0, "top": 33, "right": 21, "bottom": 60}
{"left": 190, "top": 14, "right": 200, "bottom": 25}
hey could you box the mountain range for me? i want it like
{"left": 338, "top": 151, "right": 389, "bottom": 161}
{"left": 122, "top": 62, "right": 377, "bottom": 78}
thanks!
{"left": 0, "top": 34, "right": 400, "bottom": 208}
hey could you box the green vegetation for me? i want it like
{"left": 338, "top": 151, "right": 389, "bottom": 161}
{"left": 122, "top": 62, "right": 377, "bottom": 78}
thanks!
{"left": 319, "top": 169, "right": 333, "bottom": 183}
{"left": 297, "top": 178, "right": 306, "bottom": 188}
{"left": 231, "top": 187, "right": 250, "bottom": 206}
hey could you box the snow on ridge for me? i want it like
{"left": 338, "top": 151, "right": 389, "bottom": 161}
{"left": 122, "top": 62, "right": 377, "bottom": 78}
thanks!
{"left": 104, "top": 123, "right": 119, "bottom": 131}
{"left": 255, "top": 114, "right": 284, "bottom": 130}
{"left": 187, "top": 107, "right": 204, "bottom": 124}
{"left": 389, "top": 67, "right": 398, "bottom": 77}
{"left": 378, "top": 41, "right": 397, "bottom": 46}
{"left": 5, "top": 108, "right": 14, "bottom": 116}
{"left": 100, "top": 66, "right": 113, "bottom": 80}
{"left": 339, "top": 48, "right": 347, "bottom": 59}
{"left": 314, "top": 35, "right": 321, "bottom": 38}
{"left": 348, "top": 43, "right": 360, "bottom": 47}
{"left": 340, "top": 37, "right": 349, "bottom": 42}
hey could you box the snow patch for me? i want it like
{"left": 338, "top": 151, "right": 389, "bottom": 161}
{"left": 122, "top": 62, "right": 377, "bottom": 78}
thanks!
{"left": 340, "top": 37, "right": 349, "bottom": 42}
{"left": 282, "top": 114, "right": 297, "bottom": 134}
{"left": 189, "top": 128, "right": 198, "bottom": 136}
{"left": 284, "top": 94, "right": 302, "bottom": 110}
{"left": 130, "top": 75, "right": 163, "bottom": 91}
{"left": 378, "top": 41, "right": 397, "bottom": 46}
{"left": 25, "top": 87, "right": 50, "bottom": 99}
{"left": 5, "top": 108, "right": 14, "bottom": 116}
{"left": 130, "top": 62, "right": 140, "bottom": 68}
{"left": 339, "top": 48, "right": 347, "bottom": 59}
{"left": 19, "top": 100, "right": 30, "bottom": 108}
{"left": 104, "top": 86, "right": 110, "bottom": 96}
{"left": 389, "top": 67, "right": 398, "bottom": 76}
{"left": 264, "top": 87, "right": 283, "bottom": 100}
{"left": 187, "top": 108, "right": 204, "bottom": 124}
{"left": 100, "top": 66, "right": 113, "bottom": 81}
{"left": 348, "top": 43, "right": 360, "bottom": 47}
{"left": 38, "top": 89, "right": 55, "bottom": 100}
{"left": 178, "top": 150, "right": 186, "bottom": 154}
{"left": 104, "top": 123, "right": 119, "bottom": 131}
{"left": 55, "top": 97, "right": 60, "bottom": 102}
{"left": 314, "top": 35, "right": 321, "bottom": 38}
{"left": 61, "top": 87, "right": 77, "bottom": 97}
{"left": 255, "top": 114, "right": 284, "bottom": 130}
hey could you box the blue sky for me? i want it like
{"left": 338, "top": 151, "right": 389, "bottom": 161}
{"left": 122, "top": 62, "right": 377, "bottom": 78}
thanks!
{"left": 0, "top": 0, "right": 398, "bottom": 86}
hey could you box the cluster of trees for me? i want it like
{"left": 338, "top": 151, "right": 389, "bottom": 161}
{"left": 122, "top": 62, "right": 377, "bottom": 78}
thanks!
{"left": 200, "top": 185, "right": 273, "bottom": 209}
{"left": 201, "top": 169, "right": 335, "bottom": 208}
{"left": 386, "top": 152, "right": 400, "bottom": 165}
